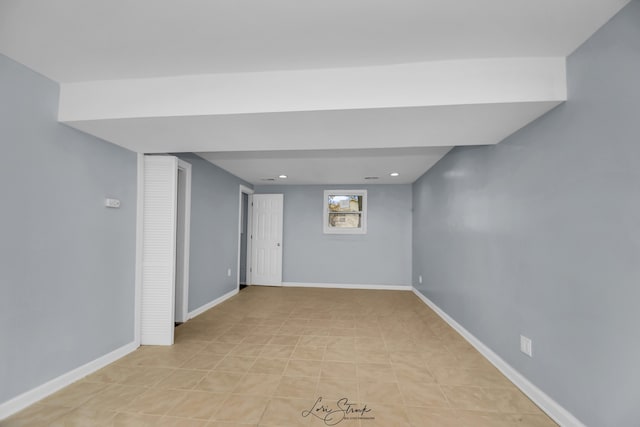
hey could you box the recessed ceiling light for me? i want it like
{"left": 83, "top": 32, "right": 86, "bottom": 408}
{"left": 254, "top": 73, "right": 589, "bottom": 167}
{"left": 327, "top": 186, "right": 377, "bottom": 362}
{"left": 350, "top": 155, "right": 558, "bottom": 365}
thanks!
{"left": 390, "top": 172, "right": 400, "bottom": 177}
{"left": 278, "top": 174, "right": 288, "bottom": 179}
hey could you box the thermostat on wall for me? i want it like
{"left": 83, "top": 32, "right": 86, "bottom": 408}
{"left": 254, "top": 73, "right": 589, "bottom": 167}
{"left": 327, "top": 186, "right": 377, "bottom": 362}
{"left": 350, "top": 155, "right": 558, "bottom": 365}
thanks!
{"left": 105, "top": 198, "right": 121, "bottom": 208}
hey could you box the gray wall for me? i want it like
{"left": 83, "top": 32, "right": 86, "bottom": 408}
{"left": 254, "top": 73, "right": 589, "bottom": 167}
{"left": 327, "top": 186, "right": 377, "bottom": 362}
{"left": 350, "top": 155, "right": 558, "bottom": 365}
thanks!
{"left": 176, "top": 154, "right": 252, "bottom": 311}
{"left": 256, "top": 185, "right": 412, "bottom": 286}
{"left": 0, "top": 54, "right": 137, "bottom": 404}
{"left": 412, "top": 3, "right": 640, "bottom": 426}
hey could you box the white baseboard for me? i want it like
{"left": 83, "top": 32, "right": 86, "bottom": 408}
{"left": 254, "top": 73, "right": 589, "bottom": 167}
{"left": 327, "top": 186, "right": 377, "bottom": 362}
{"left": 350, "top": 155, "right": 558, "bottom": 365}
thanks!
{"left": 411, "top": 288, "right": 585, "bottom": 427}
{"left": 0, "top": 341, "right": 138, "bottom": 421}
{"left": 188, "top": 288, "right": 238, "bottom": 320}
{"left": 282, "top": 282, "right": 412, "bottom": 291}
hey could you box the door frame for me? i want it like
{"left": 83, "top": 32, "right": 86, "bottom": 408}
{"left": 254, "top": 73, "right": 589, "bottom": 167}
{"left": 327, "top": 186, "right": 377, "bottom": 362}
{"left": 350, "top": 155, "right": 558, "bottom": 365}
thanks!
{"left": 176, "top": 159, "right": 192, "bottom": 323}
{"left": 237, "top": 185, "right": 254, "bottom": 291}
{"left": 134, "top": 154, "right": 144, "bottom": 346}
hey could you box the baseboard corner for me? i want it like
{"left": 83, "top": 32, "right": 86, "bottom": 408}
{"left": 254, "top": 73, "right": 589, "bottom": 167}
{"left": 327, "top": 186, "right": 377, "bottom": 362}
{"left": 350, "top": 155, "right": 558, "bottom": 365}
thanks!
{"left": 187, "top": 288, "right": 239, "bottom": 320}
{"left": 411, "top": 287, "right": 585, "bottom": 427}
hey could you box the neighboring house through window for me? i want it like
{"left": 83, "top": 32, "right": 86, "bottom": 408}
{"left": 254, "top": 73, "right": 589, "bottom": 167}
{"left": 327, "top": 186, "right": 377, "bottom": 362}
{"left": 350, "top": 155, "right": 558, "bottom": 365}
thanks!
{"left": 323, "top": 189, "right": 367, "bottom": 234}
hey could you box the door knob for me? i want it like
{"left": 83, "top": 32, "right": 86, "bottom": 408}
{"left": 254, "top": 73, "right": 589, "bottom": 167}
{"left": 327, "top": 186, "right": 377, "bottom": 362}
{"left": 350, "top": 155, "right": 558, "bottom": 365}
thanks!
{"left": 277, "top": 243, "right": 281, "bottom": 247}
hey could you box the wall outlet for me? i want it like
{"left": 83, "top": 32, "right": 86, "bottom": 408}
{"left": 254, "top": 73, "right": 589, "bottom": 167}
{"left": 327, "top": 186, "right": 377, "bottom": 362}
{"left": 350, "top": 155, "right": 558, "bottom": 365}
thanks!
{"left": 520, "top": 335, "right": 533, "bottom": 357}
{"left": 418, "top": 275, "right": 423, "bottom": 284}
{"left": 227, "top": 268, "right": 231, "bottom": 277}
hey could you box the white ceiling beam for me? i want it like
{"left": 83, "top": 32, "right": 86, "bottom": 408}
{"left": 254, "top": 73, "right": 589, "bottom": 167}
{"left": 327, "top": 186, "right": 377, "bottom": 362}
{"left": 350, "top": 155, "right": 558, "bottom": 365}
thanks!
{"left": 58, "top": 58, "right": 566, "bottom": 123}
{"left": 62, "top": 102, "right": 562, "bottom": 153}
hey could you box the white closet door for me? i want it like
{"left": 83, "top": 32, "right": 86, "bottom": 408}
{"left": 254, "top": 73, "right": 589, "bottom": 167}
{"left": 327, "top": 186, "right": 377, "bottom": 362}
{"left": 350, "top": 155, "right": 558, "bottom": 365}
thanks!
{"left": 251, "top": 194, "right": 284, "bottom": 286}
{"left": 141, "top": 155, "right": 177, "bottom": 345}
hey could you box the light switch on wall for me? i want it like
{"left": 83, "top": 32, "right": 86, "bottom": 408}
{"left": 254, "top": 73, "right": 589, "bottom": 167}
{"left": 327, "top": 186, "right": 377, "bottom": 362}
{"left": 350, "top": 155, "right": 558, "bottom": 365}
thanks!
{"left": 105, "top": 198, "right": 120, "bottom": 208}
{"left": 520, "top": 335, "right": 533, "bottom": 357}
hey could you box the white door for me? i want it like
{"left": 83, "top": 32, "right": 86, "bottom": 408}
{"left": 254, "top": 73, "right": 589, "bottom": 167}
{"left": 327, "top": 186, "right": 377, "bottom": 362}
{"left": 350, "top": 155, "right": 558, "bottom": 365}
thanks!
{"left": 141, "top": 155, "right": 177, "bottom": 345}
{"left": 140, "top": 156, "right": 192, "bottom": 345}
{"left": 250, "top": 194, "right": 283, "bottom": 286}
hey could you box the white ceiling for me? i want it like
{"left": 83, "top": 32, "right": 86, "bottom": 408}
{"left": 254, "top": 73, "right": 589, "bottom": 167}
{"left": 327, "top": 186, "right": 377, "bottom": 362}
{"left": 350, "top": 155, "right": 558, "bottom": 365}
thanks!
{"left": 0, "top": 0, "right": 629, "bottom": 185}
{"left": 0, "top": 0, "right": 628, "bottom": 82}
{"left": 198, "top": 147, "right": 453, "bottom": 185}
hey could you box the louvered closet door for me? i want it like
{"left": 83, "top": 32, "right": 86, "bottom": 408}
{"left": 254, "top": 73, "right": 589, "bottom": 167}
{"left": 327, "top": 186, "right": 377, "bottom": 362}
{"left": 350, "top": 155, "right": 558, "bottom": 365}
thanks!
{"left": 141, "top": 155, "right": 178, "bottom": 345}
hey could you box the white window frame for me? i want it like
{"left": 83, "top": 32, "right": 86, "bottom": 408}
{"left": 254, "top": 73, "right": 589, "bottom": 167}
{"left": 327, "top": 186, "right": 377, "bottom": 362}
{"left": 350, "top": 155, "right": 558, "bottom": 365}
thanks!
{"left": 323, "top": 189, "right": 367, "bottom": 235}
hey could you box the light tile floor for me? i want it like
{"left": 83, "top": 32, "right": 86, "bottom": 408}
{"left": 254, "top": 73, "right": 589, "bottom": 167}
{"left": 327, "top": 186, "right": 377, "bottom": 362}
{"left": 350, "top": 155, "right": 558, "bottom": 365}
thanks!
{"left": 2, "top": 287, "right": 557, "bottom": 426}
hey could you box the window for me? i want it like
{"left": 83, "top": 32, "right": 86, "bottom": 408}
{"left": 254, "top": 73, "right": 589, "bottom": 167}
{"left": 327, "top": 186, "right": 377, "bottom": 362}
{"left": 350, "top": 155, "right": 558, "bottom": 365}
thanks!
{"left": 323, "top": 190, "right": 367, "bottom": 234}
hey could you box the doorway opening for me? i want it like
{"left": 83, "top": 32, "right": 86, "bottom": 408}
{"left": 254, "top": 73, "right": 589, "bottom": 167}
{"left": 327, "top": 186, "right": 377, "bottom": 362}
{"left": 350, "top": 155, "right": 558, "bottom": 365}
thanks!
{"left": 239, "top": 192, "right": 248, "bottom": 290}
{"left": 175, "top": 160, "right": 191, "bottom": 325}
{"left": 237, "top": 185, "right": 254, "bottom": 292}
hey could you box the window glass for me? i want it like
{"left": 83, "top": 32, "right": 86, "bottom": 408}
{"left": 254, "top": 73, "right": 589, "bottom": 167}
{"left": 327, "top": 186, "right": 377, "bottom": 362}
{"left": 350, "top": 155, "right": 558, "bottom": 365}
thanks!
{"left": 324, "top": 190, "right": 367, "bottom": 234}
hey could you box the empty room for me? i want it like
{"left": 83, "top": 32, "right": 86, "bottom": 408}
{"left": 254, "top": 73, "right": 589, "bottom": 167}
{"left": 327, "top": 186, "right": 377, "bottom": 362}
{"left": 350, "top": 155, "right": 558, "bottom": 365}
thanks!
{"left": 1, "top": 1, "right": 638, "bottom": 426}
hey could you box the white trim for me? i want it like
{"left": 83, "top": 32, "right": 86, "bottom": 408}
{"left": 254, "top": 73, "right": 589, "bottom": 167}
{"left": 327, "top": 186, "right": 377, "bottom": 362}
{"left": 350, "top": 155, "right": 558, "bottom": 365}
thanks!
{"left": 411, "top": 288, "right": 586, "bottom": 427}
{"left": 188, "top": 289, "right": 239, "bottom": 320}
{"left": 134, "top": 153, "right": 144, "bottom": 346}
{"left": 283, "top": 282, "right": 412, "bottom": 291}
{"left": 0, "top": 341, "right": 138, "bottom": 421}
{"left": 176, "top": 159, "right": 192, "bottom": 323}
{"left": 237, "top": 185, "right": 254, "bottom": 292}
